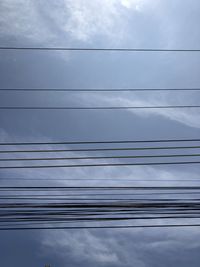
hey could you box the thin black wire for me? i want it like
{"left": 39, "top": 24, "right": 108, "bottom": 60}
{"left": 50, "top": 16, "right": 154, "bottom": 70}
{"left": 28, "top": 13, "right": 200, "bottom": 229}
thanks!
{"left": 2, "top": 195, "right": 200, "bottom": 200}
{"left": 1, "top": 47, "right": 200, "bottom": 52}
{"left": 1, "top": 160, "right": 200, "bottom": 169}
{"left": 2, "top": 217, "right": 200, "bottom": 228}
{"left": 2, "top": 186, "right": 200, "bottom": 190}
{"left": 2, "top": 202, "right": 200, "bottom": 212}
{"left": 1, "top": 88, "right": 200, "bottom": 92}
{"left": 1, "top": 218, "right": 199, "bottom": 225}
{"left": 1, "top": 105, "right": 200, "bottom": 110}
{"left": 2, "top": 202, "right": 200, "bottom": 209}
{"left": 2, "top": 178, "right": 200, "bottom": 182}
{"left": 1, "top": 145, "right": 200, "bottom": 153}
{"left": 1, "top": 153, "right": 200, "bottom": 161}
{"left": 1, "top": 216, "right": 200, "bottom": 224}
{"left": 2, "top": 197, "right": 200, "bottom": 201}
{"left": 2, "top": 193, "right": 200, "bottom": 197}
{"left": 2, "top": 205, "right": 200, "bottom": 213}
{"left": 1, "top": 224, "right": 200, "bottom": 231}
{"left": 5, "top": 200, "right": 198, "bottom": 207}
{"left": 1, "top": 214, "right": 199, "bottom": 220}
{"left": 2, "top": 183, "right": 200, "bottom": 231}
{"left": 1, "top": 216, "right": 200, "bottom": 227}
{"left": 0, "top": 138, "right": 200, "bottom": 146}
{"left": 3, "top": 202, "right": 199, "bottom": 211}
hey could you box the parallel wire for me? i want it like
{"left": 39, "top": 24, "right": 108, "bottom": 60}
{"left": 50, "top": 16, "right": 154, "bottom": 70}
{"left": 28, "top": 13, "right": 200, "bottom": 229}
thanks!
{"left": 2, "top": 47, "right": 200, "bottom": 231}
{"left": 1, "top": 88, "right": 200, "bottom": 92}
{"left": 2, "top": 178, "right": 200, "bottom": 182}
{"left": 1, "top": 145, "right": 200, "bottom": 153}
{"left": 2, "top": 192, "right": 200, "bottom": 196}
{"left": 2, "top": 224, "right": 200, "bottom": 231}
{"left": 2, "top": 186, "right": 200, "bottom": 190}
{"left": 1, "top": 153, "right": 200, "bottom": 162}
{"left": 2, "top": 186, "right": 200, "bottom": 230}
{"left": 0, "top": 138, "right": 200, "bottom": 146}
{"left": 2, "top": 196, "right": 200, "bottom": 230}
{"left": 1, "top": 160, "right": 200, "bottom": 169}
{"left": 1, "top": 105, "right": 200, "bottom": 110}
{"left": 1, "top": 47, "right": 200, "bottom": 52}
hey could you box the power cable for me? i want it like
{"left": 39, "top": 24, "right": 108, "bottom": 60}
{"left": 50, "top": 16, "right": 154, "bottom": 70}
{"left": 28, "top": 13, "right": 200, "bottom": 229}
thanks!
{"left": 1, "top": 105, "right": 200, "bottom": 110}
{"left": 1, "top": 88, "right": 200, "bottom": 92}
{"left": 0, "top": 145, "right": 200, "bottom": 153}
{"left": 1, "top": 224, "right": 200, "bottom": 231}
{"left": 0, "top": 138, "right": 200, "bottom": 146}
{"left": 1, "top": 47, "right": 200, "bottom": 52}
{"left": 1, "top": 160, "right": 200, "bottom": 169}
{"left": 2, "top": 186, "right": 200, "bottom": 190}
{"left": 1, "top": 153, "right": 200, "bottom": 161}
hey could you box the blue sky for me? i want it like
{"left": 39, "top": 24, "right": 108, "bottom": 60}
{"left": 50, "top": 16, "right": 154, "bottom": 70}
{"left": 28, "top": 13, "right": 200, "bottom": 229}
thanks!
{"left": 1, "top": 0, "right": 200, "bottom": 266}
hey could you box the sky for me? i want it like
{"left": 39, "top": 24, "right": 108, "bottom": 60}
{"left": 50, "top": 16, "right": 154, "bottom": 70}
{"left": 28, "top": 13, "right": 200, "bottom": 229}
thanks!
{"left": 1, "top": 0, "right": 200, "bottom": 266}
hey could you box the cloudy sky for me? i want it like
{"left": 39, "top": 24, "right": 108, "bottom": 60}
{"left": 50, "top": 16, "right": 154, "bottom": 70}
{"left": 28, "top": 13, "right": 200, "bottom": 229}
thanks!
{"left": 1, "top": 0, "right": 200, "bottom": 266}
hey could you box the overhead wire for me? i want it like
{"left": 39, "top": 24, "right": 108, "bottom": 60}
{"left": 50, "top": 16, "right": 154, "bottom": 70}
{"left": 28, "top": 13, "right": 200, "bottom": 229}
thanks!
{"left": 1, "top": 47, "right": 200, "bottom": 52}
{"left": 1, "top": 153, "right": 200, "bottom": 161}
{"left": 0, "top": 138, "right": 200, "bottom": 145}
{"left": 2, "top": 224, "right": 200, "bottom": 231}
{"left": 1, "top": 145, "right": 200, "bottom": 153}
{"left": 1, "top": 160, "right": 200, "bottom": 169}
{"left": 2, "top": 47, "right": 200, "bottom": 231}
{"left": 2, "top": 186, "right": 200, "bottom": 230}
{"left": 2, "top": 186, "right": 200, "bottom": 190}
{"left": 1, "top": 105, "right": 200, "bottom": 110}
{"left": 1, "top": 88, "right": 200, "bottom": 92}
{"left": 2, "top": 178, "right": 200, "bottom": 182}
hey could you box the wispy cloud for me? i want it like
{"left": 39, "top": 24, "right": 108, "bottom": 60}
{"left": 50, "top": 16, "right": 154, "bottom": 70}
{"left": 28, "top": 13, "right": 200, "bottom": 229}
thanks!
{"left": 0, "top": 0, "right": 145, "bottom": 45}
{"left": 71, "top": 91, "right": 200, "bottom": 129}
{"left": 41, "top": 223, "right": 200, "bottom": 267}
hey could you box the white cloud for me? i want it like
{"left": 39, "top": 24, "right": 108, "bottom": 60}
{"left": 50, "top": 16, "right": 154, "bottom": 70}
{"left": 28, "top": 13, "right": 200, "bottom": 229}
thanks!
{"left": 121, "top": 0, "right": 144, "bottom": 10}
{"left": 41, "top": 229, "right": 149, "bottom": 267}
{"left": 73, "top": 92, "right": 200, "bottom": 129}
{"left": 2, "top": 2, "right": 200, "bottom": 266}
{"left": 1, "top": 129, "right": 200, "bottom": 266}
{"left": 64, "top": 0, "right": 145, "bottom": 42}
{"left": 42, "top": 230, "right": 120, "bottom": 265}
{"left": 0, "top": 0, "right": 146, "bottom": 45}
{"left": 1, "top": 0, "right": 199, "bottom": 50}
{"left": 0, "top": 0, "right": 54, "bottom": 43}
{"left": 41, "top": 222, "right": 200, "bottom": 267}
